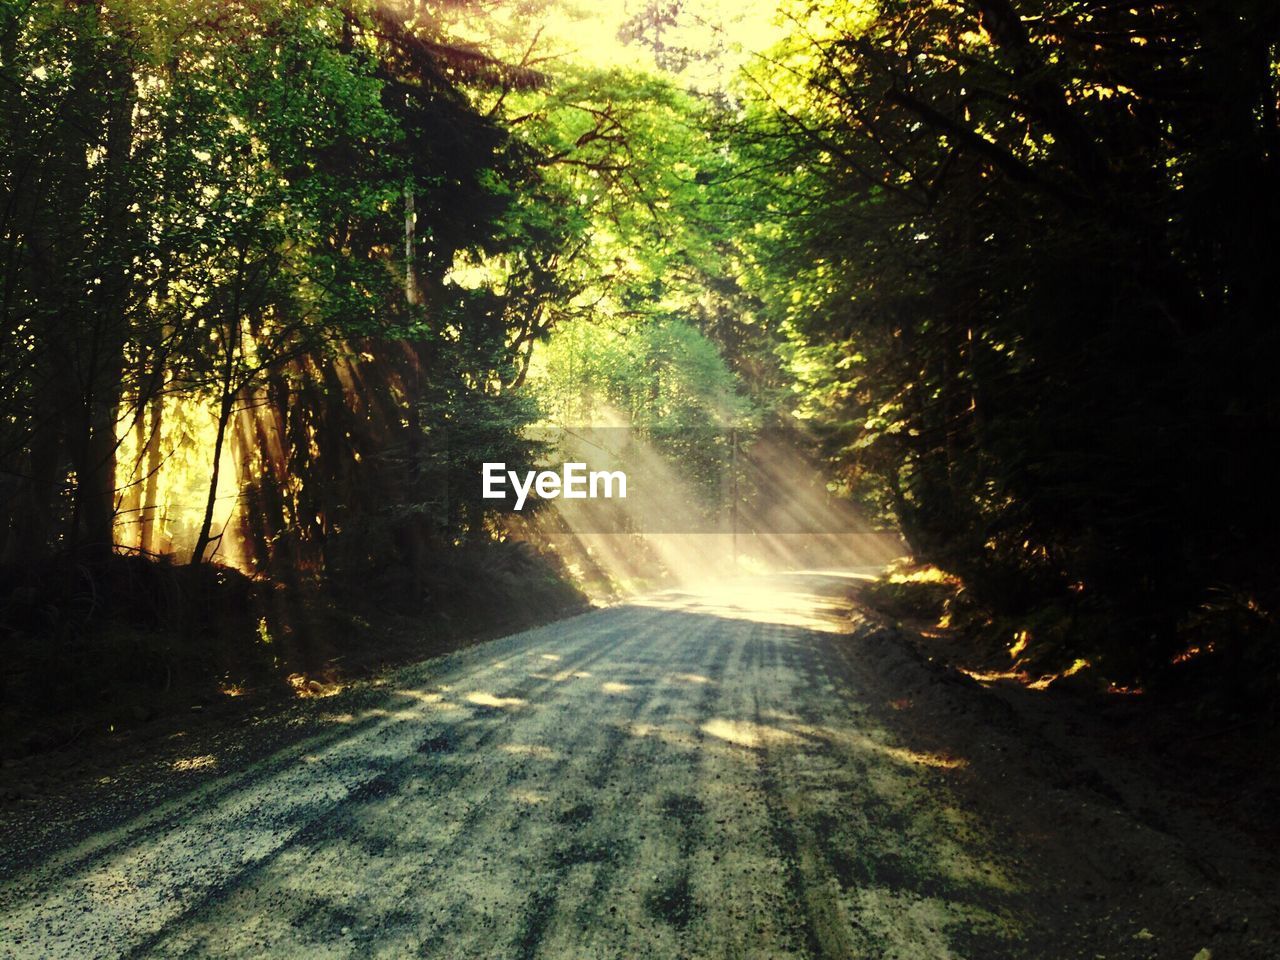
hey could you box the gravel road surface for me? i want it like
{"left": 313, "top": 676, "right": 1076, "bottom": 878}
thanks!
{"left": 1, "top": 573, "right": 1272, "bottom": 959}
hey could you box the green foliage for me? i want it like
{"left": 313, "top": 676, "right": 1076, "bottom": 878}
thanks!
{"left": 537, "top": 314, "right": 753, "bottom": 503}
{"left": 729, "top": 0, "right": 1280, "bottom": 689}
{"left": 7, "top": 0, "right": 1273, "bottom": 710}
{"left": 485, "top": 57, "right": 774, "bottom": 514}
{"left": 0, "top": 0, "right": 555, "bottom": 567}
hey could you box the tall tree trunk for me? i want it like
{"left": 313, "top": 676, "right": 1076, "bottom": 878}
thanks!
{"left": 75, "top": 32, "right": 136, "bottom": 560}
{"left": 25, "top": 5, "right": 96, "bottom": 561}
{"left": 118, "top": 393, "right": 146, "bottom": 548}
{"left": 138, "top": 392, "right": 163, "bottom": 555}
{"left": 404, "top": 182, "right": 418, "bottom": 306}
{"left": 191, "top": 380, "right": 235, "bottom": 565}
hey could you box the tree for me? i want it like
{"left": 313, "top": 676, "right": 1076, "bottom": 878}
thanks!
{"left": 730, "top": 0, "right": 1280, "bottom": 682}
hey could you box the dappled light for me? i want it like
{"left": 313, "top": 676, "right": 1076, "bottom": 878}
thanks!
{"left": 171, "top": 755, "right": 218, "bottom": 773}
{"left": 464, "top": 691, "right": 527, "bottom": 709}
{"left": 669, "top": 672, "right": 713, "bottom": 685}
{"left": 519, "top": 408, "right": 904, "bottom": 601}
{"left": 107, "top": 579, "right": 1008, "bottom": 957}
{"left": 635, "top": 572, "right": 878, "bottom": 633}
{"left": 2, "top": 0, "right": 1277, "bottom": 957}
{"left": 700, "top": 717, "right": 802, "bottom": 749}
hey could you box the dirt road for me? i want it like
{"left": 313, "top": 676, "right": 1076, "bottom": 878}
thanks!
{"left": 0, "top": 574, "right": 1272, "bottom": 958}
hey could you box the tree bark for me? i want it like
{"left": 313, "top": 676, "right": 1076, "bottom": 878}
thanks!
{"left": 139, "top": 392, "right": 164, "bottom": 555}
{"left": 74, "top": 29, "right": 136, "bottom": 560}
{"left": 191, "top": 382, "right": 234, "bottom": 565}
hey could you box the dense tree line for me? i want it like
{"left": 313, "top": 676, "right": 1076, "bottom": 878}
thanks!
{"left": 0, "top": 0, "right": 760, "bottom": 726}
{"left": 731, "top": 0, "right": 1280, "bottom": 693}
{"left": 3, "top": 0, "right": 1276, "bottom": 722}
{"left": 0, "top": 0, "right": 618, "bottom": 726}
{"left": 0, "top": 0, "right": 574, "bottom": 578}
{"left": 0, "top": 0, "right": 749, "bottom": 576}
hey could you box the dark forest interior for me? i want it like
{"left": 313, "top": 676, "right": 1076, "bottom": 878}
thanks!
{"left": 1, "top": 0, "right": 1277, "bottom": 847}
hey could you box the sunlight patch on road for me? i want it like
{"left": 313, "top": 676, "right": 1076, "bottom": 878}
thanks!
{"left": 510, "top": 789, "right": 549, "bottom": 806}
{"left": 701, "top": 717, "right": 802, "bottom": 749}
{"left": 171, "top": 754, "right": 217, "bottom": 772}
{"left": 880, "top": 747, "right": 967, "bottom": 773}
{"left": 465, "top": 691, "right": 527, "bottom": 709}
{"left": 791, "top": 722, "right": 968, "bottom": 770}
{"left": 878, "top": 744, "right": 967, "bottom": 770}
{"left": 624, "top": 719, "right": 756, "bottom": 768}
{"left": 601, "top": 681, "right": 633, "bottom": 693}
{"left": 635, "top": 575, "right": 868, "bottom": 633}
{"left": 500, "top": 743, "right": 557, "bottom": 759}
